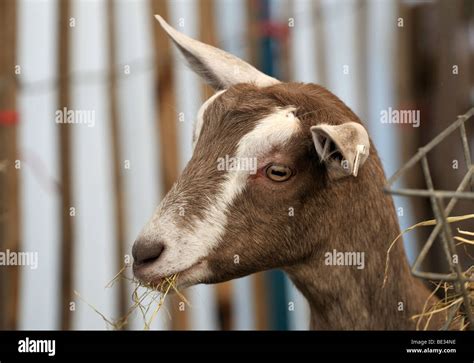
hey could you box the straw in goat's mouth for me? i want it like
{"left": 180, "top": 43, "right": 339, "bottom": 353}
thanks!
{"left": 75, "top": 265, "right": 190, "bottom": 330}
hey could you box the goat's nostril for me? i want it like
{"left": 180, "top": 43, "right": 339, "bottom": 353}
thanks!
{"left": 132, "top": 239, "right": 165, "bottom": 265}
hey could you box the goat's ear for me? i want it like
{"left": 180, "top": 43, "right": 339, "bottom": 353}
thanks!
{"left": 310, "top": 122, "right": 370, "bottom": 180}
{"left": 155, "top": 15, "right": 279, "bottom": 90}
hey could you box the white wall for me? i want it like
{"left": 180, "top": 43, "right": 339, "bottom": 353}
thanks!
{"left": 16, "top": 0, "right": 409, "bottom": 330}
{"left": 115, "top": 0, "right": 164, "bottom": 330}
{"left": 69, "top": 0, "right": 117, "bottom": 330}
{"left": 18, "top": 0, "right": 60, "bottom": 330}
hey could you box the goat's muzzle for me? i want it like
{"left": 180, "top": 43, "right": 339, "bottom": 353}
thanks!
{"left": 132, "top": 237, "right": 165, "bottom": 282}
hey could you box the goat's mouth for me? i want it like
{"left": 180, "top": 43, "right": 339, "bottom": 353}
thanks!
{"left": 132, "top": 259, "right": 207, "bottom": 292}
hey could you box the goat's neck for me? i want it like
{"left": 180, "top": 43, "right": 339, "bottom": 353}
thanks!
{"left": 286, "top": 243, "right": 431, "bottom": 330}
{"left": 285, "top": 171, "right": 436, "bottom": 330}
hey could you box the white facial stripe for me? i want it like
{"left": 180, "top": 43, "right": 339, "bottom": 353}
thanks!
{"left": 236, "top": 106, "right": 300, "bottom": 158}
{"left": 138, "top": 107, "right": 301, "bottom": 279}
{"left": 194, "top": 90, "right": 226, "bottom": 149}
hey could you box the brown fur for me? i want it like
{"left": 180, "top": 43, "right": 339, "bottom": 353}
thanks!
{"left": 137, "top": 81, "right": 440, "bottom": 329}
{"left": 132, "top": 16, "right": 445, "bottom": 330}
{"left": 169, "top": 82, "right": 439, "bottom": 329}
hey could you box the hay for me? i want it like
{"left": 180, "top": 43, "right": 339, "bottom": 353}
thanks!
{"left": 382, "top": 214, "right": 474, "bottom": 288}
{"left": 75, "top": 265, "right": 189, "bottom": 330}
{"left": 410, "top": 266, "right": 473, "bottom": 330}
{"left": 382, "top": 215, "right": 474, "bottom": 330}
{"left": 455, "top": 228, "right": 474, "bottom": 245}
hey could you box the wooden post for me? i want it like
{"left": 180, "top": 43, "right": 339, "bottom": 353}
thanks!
{"left": 107, "top": 0, "right": 127, "bottom": 325}
{"left": 150, "top": 0, "right": 179, "bottom": 193}
{"left": 57, "top": 0, "right": 75, "bottom": 330}
{"left": 429, "top": 0, "right": 472, "bottom": 272}
{"left": 199, "top": 0, "right": 217, "bottom": 100}
{"left": 314, "top": 0, "right": 327, "bottom": 87}
{"left": 246, "top": 0, "right": 260, "bottom": 68}
{"left": 394, "top": 0, "right": 429, "bottom": 267}
{"left": 149, "top": 0, "right": 188, "bottom": 330}
{"left": 0, "top": 0, "right": 20, "bottom": 330}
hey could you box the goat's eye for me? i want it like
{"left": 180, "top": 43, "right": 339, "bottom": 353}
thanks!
{"left": 265, "top": 164, "right": 293, "bottom": 182}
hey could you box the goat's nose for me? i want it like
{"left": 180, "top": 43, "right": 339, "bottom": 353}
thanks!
{"left": 132, "top": 238, "right": 165, "bottom": 265}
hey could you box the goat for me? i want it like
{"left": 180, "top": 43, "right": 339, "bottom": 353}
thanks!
{"left": 132, "top": 15, "right": 440, "bottom": 330}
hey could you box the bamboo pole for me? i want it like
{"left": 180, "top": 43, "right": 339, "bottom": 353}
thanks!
{"left": 107, "top": 0, "right": 127, "bottom": 325}
{"left": 0, "top": 0, "right": 20, "bottom": 330}
{"left": 149, "top": 0, "right": 187, "bottom": 330}
{"left": 57, "top": 0, "right": 75, "bottom": 330}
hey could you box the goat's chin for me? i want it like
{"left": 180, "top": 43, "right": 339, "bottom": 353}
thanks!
{"left": 133, "top": 259, "right": 212, "bottom": 293}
